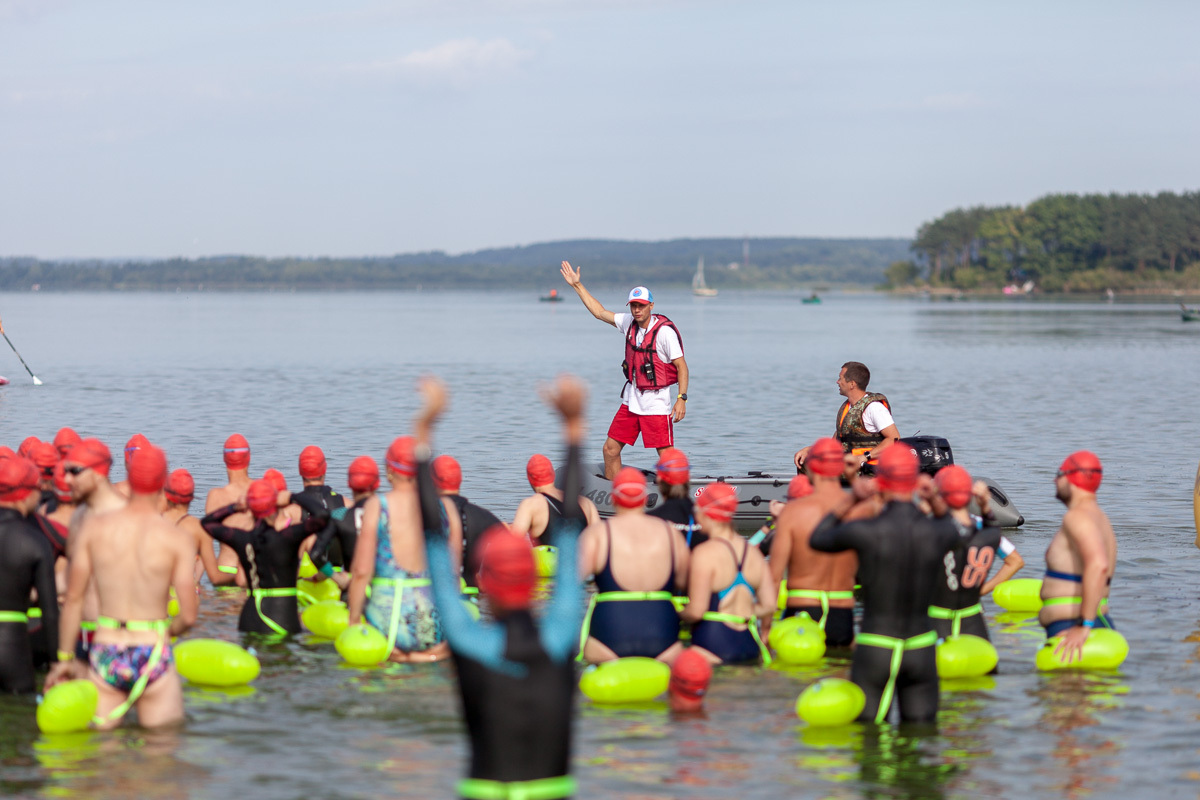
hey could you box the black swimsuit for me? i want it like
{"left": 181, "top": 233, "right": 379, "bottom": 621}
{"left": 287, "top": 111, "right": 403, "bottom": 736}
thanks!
{"left": 0, "top": 508, "right": 59, "bottom": 693}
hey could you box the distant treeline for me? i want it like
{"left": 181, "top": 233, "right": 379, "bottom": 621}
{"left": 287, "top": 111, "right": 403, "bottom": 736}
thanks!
{"left": 0, "top": 238, "right": 910, "bottom": 291}
{"left": 887, "top": 191, "right": 1200, "bottom": 292}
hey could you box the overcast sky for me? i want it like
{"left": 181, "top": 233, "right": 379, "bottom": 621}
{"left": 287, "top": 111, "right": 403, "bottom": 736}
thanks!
{"left": 2, "top": 0, "right": 1198, "bottom": 259}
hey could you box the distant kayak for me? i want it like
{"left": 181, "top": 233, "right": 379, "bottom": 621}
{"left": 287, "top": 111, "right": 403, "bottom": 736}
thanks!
{"left": 802, "top": 294, "right": 821, "bottom": 304}
{"left": 540, "top": 289, "right": 564, "bottom": 302}
{"left": 0, "top": 376, "right": 8, "bottom": 386}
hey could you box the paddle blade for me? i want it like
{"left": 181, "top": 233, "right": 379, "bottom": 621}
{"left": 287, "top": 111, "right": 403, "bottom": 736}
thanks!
{"left": 33, "top": 376, "right": 43, "bottom": 385}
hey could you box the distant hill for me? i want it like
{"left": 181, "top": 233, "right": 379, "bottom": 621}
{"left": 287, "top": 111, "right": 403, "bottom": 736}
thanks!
{"left": 0, "top": 237, "right": 911, "bottom": 291}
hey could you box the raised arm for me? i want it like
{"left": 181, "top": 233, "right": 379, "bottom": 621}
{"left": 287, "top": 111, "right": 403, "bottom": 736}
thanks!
{"left": 560, "top": 261, "right": 616, "bottom": 326}
{"left": 200, "top": 504, "right": 247, "bottom": 546}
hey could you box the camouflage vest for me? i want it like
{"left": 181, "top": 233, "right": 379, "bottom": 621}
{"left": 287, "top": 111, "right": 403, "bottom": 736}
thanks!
{"left": 836, "top": 392, "right": 890, "bottom": 453}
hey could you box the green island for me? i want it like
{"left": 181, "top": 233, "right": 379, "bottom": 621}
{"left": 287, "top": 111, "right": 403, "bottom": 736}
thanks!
{"left": 0, "top": 238, "right": 908, "bottom": 292}
{"left": 888, "top": 190, "right": 1200, "bottom": 294}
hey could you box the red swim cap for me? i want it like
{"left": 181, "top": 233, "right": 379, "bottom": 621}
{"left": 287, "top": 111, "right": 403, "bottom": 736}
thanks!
{"left": 526, "top": 454, "right": 555, "bottom": 488}
{"left": 347, "top": 456, "right": 380, "bottom": 493}
{"left": 696, "top": 482, "right": 738, "bottom": 523}
{"left": 433, "top": 455, "right": 462, "bottom": 492}
{"left": 224, "top": 434, "right": 251, "bottom": 470}
{"left": 246, "top": 479, "right": 278, "bottom": 518}
{"left": 787, "top": 474, "right": 813, "bottom": 500}
{"left": 669, "top": 648, "right": 713, "bottom": 712}
{"left": 53, "top": 463, "right": 72, "bottom": 504}
{"left": 475, "top": 525, "right": 536, "bottom": 610}
{"left": 654, "top": 448, "right": 690, "bottom": 486}
{"left": 1059, "top": 451, "right": 1102, "bottom": 493}
{"left": 30, "top": 441, "right": 60, "bottom": 472}
{"left": 386, "top": 436, "right": 416, "bottom": 476}
{"left": 65, "top": 439, "right": 113, "bottom": 478}
{"left": 0, "top": 456, "right": 39, "bottom": 502}
{"left": 53, "top": 427, "right": 82, "bottom": 457}
{"left": 124, "top": 433, "right": 150, "bottom": 463}
{"left": 934, "top": 465, "right": 972, "bottom": 509}
{"left": 127, "top": 445, "right": 168, "bottom": 495}
{"left": 298, "top": 445, "right": 326, "bottom": 480}
{"left": 0, "top": 447, "right": 14, "bottom": 459}
{"left": 875, "top": 445, "right": 919, "bottom": 494}
{"left": 262, "top": 468, "right": 288, "bottom": 493}
{"left": 165, "top": 468, "right": 195, "bottom": 505}
{"left": 808, "top": 438, "right": 845, "bottom": 477}
{"left": 611, "top": 467, "right": 648, "bottom": 509}
{"left": 18, "top": 437, "right": 41, "bottom": 459}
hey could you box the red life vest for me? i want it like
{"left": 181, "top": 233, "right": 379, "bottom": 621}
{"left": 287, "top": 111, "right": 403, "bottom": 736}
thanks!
{"left": 622, "top": 315, "right": 683, "bottom": 391}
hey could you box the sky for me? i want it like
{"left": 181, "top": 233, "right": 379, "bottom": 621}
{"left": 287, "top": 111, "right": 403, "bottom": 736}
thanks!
{"left": 2, "top": 0, "right": 1198, "bottom": 259}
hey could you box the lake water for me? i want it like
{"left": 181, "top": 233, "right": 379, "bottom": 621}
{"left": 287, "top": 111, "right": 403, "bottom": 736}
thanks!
{"left": 0, "top": 289, "right": 1198, "bottom": 799}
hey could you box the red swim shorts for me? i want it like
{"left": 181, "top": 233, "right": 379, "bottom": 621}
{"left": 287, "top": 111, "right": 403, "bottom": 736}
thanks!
{"left": 607, "top": 405, "right": 674, "bottom": 449}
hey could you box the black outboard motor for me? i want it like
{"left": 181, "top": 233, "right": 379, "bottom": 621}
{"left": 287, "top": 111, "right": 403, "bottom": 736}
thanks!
{"left": 898, "top": 436, "right": 954, "bottom": 475}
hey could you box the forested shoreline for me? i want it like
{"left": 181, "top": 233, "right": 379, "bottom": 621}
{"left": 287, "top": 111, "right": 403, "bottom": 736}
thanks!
{"left": 0, "top": 238, "right": 908, "bottom": 291}
{"left": 887, "top": 191, "right": 1200, "bottom": 292}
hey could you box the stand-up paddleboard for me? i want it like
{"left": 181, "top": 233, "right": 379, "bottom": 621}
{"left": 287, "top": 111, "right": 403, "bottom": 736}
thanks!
{"left": 563, "top": 463, "right": 1024, "bottom": 533}
{"left": 0, "top": 376, "right": 8, "bottom": 386}
{"left": 1193, "top": 461, "right": 1200, "bottom": 549}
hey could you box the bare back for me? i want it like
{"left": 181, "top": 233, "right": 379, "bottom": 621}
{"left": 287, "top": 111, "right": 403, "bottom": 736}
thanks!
{"left": 772, "top": 485, "right": 857, "bottom": 608}
{"left": 580, "top": 511, "right": 688, "bottom": 592}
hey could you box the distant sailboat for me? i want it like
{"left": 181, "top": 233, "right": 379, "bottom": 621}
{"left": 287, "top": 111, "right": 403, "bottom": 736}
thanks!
{"left": 692, "top": 256, "right": 717, "bottom": 297}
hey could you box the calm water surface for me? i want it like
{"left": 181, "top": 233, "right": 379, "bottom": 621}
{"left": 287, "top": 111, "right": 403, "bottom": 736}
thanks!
{"left": 0, "top": 289, "right": 1198, "bottom": 799}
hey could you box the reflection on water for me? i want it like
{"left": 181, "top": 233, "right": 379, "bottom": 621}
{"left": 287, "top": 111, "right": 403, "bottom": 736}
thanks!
{"left": 0, "top": 291, "right": 1199, "bottom": 798}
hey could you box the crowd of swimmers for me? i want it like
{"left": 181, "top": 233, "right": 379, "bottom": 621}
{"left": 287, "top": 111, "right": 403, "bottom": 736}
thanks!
{"left": 0, "top": 375, "right": 1116, "bottom": 800}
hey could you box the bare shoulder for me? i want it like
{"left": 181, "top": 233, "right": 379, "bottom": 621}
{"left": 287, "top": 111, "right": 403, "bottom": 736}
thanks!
{"left": 1062, "top": 507, "right": 1101, "bottom": 539}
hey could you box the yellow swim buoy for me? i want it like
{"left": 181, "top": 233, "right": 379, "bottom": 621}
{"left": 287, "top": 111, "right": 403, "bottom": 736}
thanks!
{"left": 1192, "top": 460, "right": 1200, "bottom": 549}
{"left": 767, "top": 613, "right": 823, "bottom": 650}
{"left": 773, "top": 627, "right": 826, "bottom": 665}
{"left": 936, "top": 634, "right": 998, "bottom": 678}
{"left": 992, "top": 579, "right": 1044, "bottom": 612}
{"left": 533, "top": 545, "right": 558, "bottom": 578}
{"left": 298, "top": 553, "right": 318, "bottom": 579}
{"left": 336, "top": 623, "right": 390, "bottom": 666}
{"left": 1035, "top": 629, "right": 1129, "bottom": 671}
{"left": 302, "top": 600, "right": 349, "bottom": 639}
{"left": 795, "top": 678, "right": 865, "bottom": 726}
{"left": 37, "top": 680, "right": 99, "bottom": 734}
{"left": 175, "top": 639, "right": 261, "bottom": 687}
{"left": 297, "top": 578, "right": 341, "bottom": 606}
{"left": 579, "top": 657, "right": 670, "bottom": 704}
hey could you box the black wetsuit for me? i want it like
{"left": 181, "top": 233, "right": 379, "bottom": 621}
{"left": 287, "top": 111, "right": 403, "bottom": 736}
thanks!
{"left": 0, "top": 508, "right": 60, "bottom": 693}
{"left": 25, "top": 513, "right": 67, "bottom": 669}
{"left": 929, "top": 515, "right": 1004, "bottom": 642}
{"left": 648, "top": 495, "right": 707, "bottom": 550}
{"left": 38, "top": 489, "right": 59, "bottom": 515}
{"left": 295, "top": 485, "right": 347, "bottom": 565}
{"left": 810, "top": 501, "right": 958, "bottom": 724}
{"left": 447, "top": 494, "right": 503, "bottom": 589}
{"left": 310, "top": 496, "right": 368, "bottom": 576}
{"left": 424, "top": 447, "right": 584, "bottom": 800}
{"left": 201, "top": 494, "right": 332, "bottom": 635}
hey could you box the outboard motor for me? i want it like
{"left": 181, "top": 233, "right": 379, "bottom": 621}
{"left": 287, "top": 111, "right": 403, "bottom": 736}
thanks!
{"left": 898, "top": 436, "right": 954, "bottom": 475}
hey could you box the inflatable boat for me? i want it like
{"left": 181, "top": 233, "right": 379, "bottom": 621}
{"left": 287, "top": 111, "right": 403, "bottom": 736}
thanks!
{"left": 560, "top": 436, "right": 1025, "bottom": 532}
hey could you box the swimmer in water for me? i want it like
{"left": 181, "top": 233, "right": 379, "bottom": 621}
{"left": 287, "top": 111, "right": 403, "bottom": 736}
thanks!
{"left": 432, "top": 455, "right": 505, "bottom": 589}
{"left": 1039, "top": 451, "right": 1116, "bottom": 662}
{"left": 511, "top": 454, "right": 599, "bottom": 541}
{"left": 62, "top": 438, "right": 127, "bottom": 658}
{"left": 203, "top": 433, "right": 254, "bottom": 584}
{"left": 348, "top": 436, "right": 455, "bottom": 662}
{"left": 201, "top": 479, "right": 334, "bottom": 636}
{"left": 769, "top": 438, "right": 860, "bottom": 648}
{"left": 676, "top": 483, "right": 775, "bottom": 665}
{"left": 646, "top": 448, "right": 706, "bottom": 549}
{"left": 0, "top": 455, "right": 60, "bottom": 694}
{"left": 53, "top": 427, "right": 82, "bottom": 460}
{"left": 577, "top": 467, "right": 689, "bottom": 663}
{"left": 111, "top": 433, "right": 150, "bottom": 499}
{"left": 47, "top": 446, "right": 198, "bottom": 729}
{"left": 927, "top": 465, "right": 1024, "bottom": 643}
{"left": 810, "top": 445, "right": 959, "bottom": 724}
{"left": 422, "top": 375, "right": 587, "bottom": 800}
{"left": 307, "top": 456, "right": 379, "bottom": 592}
{"left": 669, "top": 647, "right": 713, "bottom": 713}
{"left": 30, "top": 441, "right": 61, "bottom": 512}
{"left": 161, "top": 468, "right": 227, "bottom": 586}
{"left": 293, "top": 445, "right": 348, "bottom": 516}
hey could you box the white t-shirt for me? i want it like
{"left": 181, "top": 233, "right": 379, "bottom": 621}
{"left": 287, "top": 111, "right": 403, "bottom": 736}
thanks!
{"left": 860, "top": 401, "right": 895, "bottom": 433}
{"left": 613, "top": 313, "right": 683, "bottom": 416}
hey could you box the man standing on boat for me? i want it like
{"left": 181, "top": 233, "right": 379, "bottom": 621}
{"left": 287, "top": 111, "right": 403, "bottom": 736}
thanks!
{"left": 794, "top": 361, "right": 899, "bottom": 473}
{"left": 560, "top": 261, "right": 690, "bottom": 479}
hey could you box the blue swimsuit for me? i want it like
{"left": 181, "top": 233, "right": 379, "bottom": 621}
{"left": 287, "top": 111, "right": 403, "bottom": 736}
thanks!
{"left": 690, "top": 539, "right": 763, "bottom": 664}
{"left": 587, "top": 521, "right": 680, "bottom": 658}
{"left": 364, "top": 496, "right": 443, "bottom": 653}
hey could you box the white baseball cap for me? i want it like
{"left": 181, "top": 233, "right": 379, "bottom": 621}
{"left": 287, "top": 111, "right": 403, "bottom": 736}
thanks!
{"left": 627, "top": 286, "right": 654, "bottom": 305}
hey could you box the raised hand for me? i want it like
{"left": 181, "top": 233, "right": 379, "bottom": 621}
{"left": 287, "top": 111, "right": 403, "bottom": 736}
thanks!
{"left": 560, "top": 260, "right": 582, "bottom": 288}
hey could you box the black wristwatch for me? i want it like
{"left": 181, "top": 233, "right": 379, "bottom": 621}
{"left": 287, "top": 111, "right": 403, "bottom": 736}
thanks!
{"left": 678, "top": 393, "right": 688, "bottom": 401}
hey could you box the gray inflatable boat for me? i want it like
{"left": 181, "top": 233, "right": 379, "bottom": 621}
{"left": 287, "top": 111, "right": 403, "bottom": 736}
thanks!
{"left": 559, "top": 436, "right": 1025, "bottom": 532}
